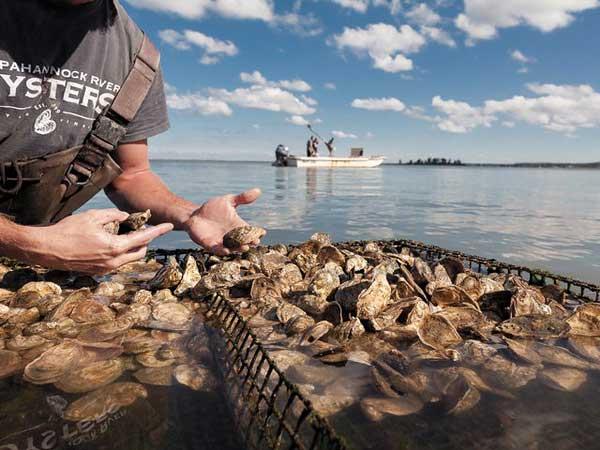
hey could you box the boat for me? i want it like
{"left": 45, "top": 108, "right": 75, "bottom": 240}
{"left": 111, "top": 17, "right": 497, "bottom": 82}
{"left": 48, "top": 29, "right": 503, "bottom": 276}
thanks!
{"left": 285, "top": 154, "right": 385, "bottom": 168}
{"left": 273, "top": 146, "right": 385, "bottom": 168}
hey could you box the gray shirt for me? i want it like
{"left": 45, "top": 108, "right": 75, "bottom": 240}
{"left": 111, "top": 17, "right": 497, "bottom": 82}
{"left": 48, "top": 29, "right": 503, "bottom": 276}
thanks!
{"left": 0, "top": 0, "right": 169, "bottom": 160}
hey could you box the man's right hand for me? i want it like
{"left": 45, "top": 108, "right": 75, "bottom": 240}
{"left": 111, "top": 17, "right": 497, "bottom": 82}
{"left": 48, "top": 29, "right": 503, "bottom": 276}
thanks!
{"left": 25, "top": 209, "right": 173, "bottom": 274}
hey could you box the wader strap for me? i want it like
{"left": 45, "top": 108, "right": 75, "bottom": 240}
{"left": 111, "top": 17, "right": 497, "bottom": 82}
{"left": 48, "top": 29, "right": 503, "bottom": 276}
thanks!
{"left": 62, "top": 34, "right": 160, "bottom": 198}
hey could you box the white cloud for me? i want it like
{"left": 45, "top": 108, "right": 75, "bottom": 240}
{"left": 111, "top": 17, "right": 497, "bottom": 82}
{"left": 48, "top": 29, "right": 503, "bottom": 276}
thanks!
{"left": 324, "top": 82, "right": 337, "bottom": 90}
{"left": 287, "top": 115, "right": 310, "bottom": 126}
{"left": 432, "top": 96, "right": 496, "bottom": 133}
{"left": 331, "top": 0, "right": 369, "bottom": 13}
{"left": 208, "top": 85, "right": 316, "bottom": 115}
{"left": 166, "top": 71, "right": 317, "bottom": 117}
{"left": 271, "top": 11, "right": 323, "bottom": 36}
{"left": 159, "top": 29, "right": 238, "bottom": 64}
{"left": 240, "top": 70, "right": 312, "bottom": 92}
{"left": 125, "top": 0, "right": 274, "bottom": 21}
{"left": 328, "top": 0, "right": 402, "bottom": 14}
{"left": 455, "top": 0, "right": 600, "bottom": 43}
{"left": 332, "top": 23, "right": 426, "bottom": 73}
{"left": 167, "top": 92, "right": 233, "bottom": 116}
{"left": 365, "top": 131, "right": 375, "bottom": 138}
{"left": 332, "top": 130, "right": 358, "bottom": 139}
{"left": 352, "top": 97, "right": 406, "bottom": 112}
{"left": 420, "top": 26, "right": 456, "bottom": 47}
{"left": 406, "top": 3, "right": 441, "bottom": 26}
{"left": 511, "top": 49, "right": 533, "bottom": 64}
{"left": 432, "top": 83, "right": 600, "bottom": 134}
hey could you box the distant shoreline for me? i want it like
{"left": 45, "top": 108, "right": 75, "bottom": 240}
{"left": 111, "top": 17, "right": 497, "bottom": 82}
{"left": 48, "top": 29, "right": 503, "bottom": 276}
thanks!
{"left": 150, "top": 159, "right": 600, "bottom": 169}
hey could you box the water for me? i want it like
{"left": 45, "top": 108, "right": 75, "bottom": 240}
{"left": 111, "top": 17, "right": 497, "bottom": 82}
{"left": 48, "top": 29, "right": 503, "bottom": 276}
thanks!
{"left": 85, "top": 162, "right": 600, "bottom": 284}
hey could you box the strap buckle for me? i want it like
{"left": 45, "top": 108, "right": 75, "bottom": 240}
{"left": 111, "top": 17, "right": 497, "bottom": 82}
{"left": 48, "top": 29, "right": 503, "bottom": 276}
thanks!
{"left": 89, "top": 114, "right": 128, "bottom": 151}
{"left": 0, "top": 160, "right": 23, "bottom": 195}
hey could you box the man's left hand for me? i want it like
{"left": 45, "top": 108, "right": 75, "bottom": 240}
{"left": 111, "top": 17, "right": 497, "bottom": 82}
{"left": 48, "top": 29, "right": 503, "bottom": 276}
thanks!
{"left": 184, "top": 188, "right": 262, "bottom": 255}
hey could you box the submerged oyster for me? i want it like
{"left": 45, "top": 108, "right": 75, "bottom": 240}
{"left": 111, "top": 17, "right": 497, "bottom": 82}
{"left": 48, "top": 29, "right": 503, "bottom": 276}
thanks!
{"left": 223, "top": 225, "right": 266, "bottom": 249}
{"left": 24, "top": 341, "right": 84, "bottom": 384}
{"left": 443, "top": 375, "right": 481, "bottom": 415}
{"left": 360, "top": 395, "right": 424, "bottom": 422}
{"left": 539, "top": 367, "right": 587, "bottom": 392}
{"left": 174, "top": 364, "right": 218, "bottom": 391}
{"left": 152, "top": 302, "right": 192, "bottom": 328}
{"left": 134, "top": 366, "right": 174, "bottom": 386}
{"left": 497, "top": 315, "right": 570, "bottom": 339}
{"left": 55, "top": 359, "right": 124, "bottom": 393}
{"left": 64, "top": 382, "right": 147, "bottom": 421}
{"left": 0, "top": 350, "right": 21, "bottom": 379}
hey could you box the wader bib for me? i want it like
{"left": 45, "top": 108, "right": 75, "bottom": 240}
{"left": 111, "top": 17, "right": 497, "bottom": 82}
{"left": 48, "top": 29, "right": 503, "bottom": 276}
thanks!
{"left": 0, "top": 35, "right": 160, "bottom": 226}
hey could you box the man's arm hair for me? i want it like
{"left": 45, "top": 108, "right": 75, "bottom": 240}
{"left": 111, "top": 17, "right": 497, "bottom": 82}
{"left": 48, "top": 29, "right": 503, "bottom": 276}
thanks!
{"left": 0, "top": 216, "right": 40, "bottom": 263}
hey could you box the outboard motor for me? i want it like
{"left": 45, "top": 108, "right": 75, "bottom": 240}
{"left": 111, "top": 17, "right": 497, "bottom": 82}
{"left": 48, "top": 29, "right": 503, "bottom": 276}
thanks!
{"left": 274, "top": 144, "right": 289, "bottom": 166}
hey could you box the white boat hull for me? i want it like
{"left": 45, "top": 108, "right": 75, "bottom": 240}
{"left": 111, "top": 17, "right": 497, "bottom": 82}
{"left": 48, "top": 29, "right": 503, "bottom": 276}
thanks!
{"left": 285, "top": 156, "right": 385, "bottom": 168}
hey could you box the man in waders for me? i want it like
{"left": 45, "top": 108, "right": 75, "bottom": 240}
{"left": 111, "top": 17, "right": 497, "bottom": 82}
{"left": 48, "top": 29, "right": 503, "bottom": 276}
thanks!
{"left": 0, "top": 0, "right": 262, "bottom": 274}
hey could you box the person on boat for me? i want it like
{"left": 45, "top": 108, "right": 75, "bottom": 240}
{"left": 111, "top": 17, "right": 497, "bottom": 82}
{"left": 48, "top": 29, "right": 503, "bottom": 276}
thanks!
{"left": 0, "top": 0, "right": 263, "bottom": 274}
{"left": 306, "top": 138, "right": 312, "bottom": 157}
{"left": 325, "top": 138, "right": 335, "bottom": 157}
{"left": 275, "top": 144, "right": 289, "bottom": 166}
{"left": 311, "top": 136, "right": 319, "bottom": 157}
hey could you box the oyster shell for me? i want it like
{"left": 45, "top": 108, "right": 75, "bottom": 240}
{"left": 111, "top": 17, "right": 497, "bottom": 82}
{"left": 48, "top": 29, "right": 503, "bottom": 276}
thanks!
{"left": 54, "top": 359, "right": 124, "bottom": 393}
{"left": 360, "top": 395, "right": 424, "bottom": 421}
{"left": 134, "top": 366, "right": 174, "bottom": 386}
{"left": 317, "top": 245, "right": 346, "bottom": 266}
{"left": 566, "top": 303, "right": 600, "bottom": 337}
{"left": 356, "top": 272, "right": 391, "bottom": 320}
{"left": 223, "top": 225, "right": 266, "bottom": 249}
{"left": 146, "top": 256, "right": 183, "bottom": 290}
{"left": 330, "top": 317, "right": 365, "bottom": 343}
{"left": 152, "top": 302, "right": 192, "bottom": 327}
{"left": 416, "top": 314, "right": 462, "bottom": 351}
{"left": 497, "top": 314, "right": 570, "bottom": 339}
{"left": 174, "top": 255, "right": 202, "bottom": 296}
{"left": 174, "top": 364, "right": 218, "bottom": 391}
{"left": 63, "top": 382, "right": 147, "bottom": 421}
{"left": 24, "top": 341, "right": 84, "bottom": 384}
{"left": 70, "top": 299, "right": 115, "bottom": 324}
{"left": 95, "top": 281, "right": 126, "bottom": 297}
{"left": 443, "top": 375, "right": 480, "bottom": 415}
{"left": 120, "top": 210, "right": 151, "bottom": 233}
{"left": 308, "top": 268, "right": 340, "bottom": 300}
{"left": 6, "top": 334, "right": 48, "bottom": 351}
{"left": 0, "top": 350, "right": 21, "bottom": 379}
{"left": 539, "top": 367, "right": 587, "bottom": 392}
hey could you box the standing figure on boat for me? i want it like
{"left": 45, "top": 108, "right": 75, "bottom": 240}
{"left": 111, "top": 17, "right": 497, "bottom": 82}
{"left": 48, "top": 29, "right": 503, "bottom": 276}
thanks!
{"left": 325, "top": 138, "right": 335, "bottom": 157}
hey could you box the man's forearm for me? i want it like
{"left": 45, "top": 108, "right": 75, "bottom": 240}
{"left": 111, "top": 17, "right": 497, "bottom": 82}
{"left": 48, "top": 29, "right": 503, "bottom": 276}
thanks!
{"left": 0, "top": 216, "right": 42, "bottom": 263}
{"left": 106, "top": 169, "right": 199, "bottom": 230}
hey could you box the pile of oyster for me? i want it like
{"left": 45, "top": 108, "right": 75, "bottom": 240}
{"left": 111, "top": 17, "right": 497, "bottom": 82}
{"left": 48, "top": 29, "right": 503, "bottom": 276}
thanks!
{"left": 0, "top": 213, "right": 217, "bottom": 423}
{"left": 184, "top": 230, "right": 600, "bottom": 421}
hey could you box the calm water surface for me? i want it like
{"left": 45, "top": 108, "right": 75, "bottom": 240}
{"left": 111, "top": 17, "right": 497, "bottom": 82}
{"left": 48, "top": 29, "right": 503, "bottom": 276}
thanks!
{"left": 85, "top": 161, "right": 599, "bottom": 283}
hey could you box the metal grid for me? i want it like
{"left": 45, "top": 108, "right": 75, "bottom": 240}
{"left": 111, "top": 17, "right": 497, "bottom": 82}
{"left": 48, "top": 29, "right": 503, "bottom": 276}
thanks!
{"left": 205, "top": 293, "right": 346, "bottom": 450}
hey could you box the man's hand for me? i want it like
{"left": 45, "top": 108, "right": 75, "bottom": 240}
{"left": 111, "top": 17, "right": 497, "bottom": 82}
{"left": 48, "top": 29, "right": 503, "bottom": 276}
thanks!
{"left": 184, "top": 188, "right": 262, "bottom": 255}
{"left": 27, "top": 209, "right": 173, "bottom": 274}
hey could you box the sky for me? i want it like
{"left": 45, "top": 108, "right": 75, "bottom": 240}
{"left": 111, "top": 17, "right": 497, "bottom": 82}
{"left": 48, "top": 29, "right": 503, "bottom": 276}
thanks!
{"left": 121, "top": 0, "right": 600, "bottom": 163}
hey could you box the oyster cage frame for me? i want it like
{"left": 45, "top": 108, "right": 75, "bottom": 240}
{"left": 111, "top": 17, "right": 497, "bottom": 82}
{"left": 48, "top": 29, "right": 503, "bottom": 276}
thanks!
{"left": 204, "top": 292, "right": 347, "bottom": 450}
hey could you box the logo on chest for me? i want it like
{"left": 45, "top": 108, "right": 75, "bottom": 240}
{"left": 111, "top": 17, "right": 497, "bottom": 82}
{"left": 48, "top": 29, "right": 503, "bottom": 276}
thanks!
{"left": 34, "top": 108, "right": 57, "bottom": 135}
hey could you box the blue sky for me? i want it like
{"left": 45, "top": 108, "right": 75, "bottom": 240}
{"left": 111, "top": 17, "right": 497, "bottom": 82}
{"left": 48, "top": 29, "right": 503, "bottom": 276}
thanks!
{"left": 122, "top": 0, "right": 600, "bottom": 163}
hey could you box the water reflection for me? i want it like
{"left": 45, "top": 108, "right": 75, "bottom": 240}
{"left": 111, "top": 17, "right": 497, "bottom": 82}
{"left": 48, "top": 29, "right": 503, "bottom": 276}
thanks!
{"left": 84, "top": 163, "right": 600, "bottom": 283}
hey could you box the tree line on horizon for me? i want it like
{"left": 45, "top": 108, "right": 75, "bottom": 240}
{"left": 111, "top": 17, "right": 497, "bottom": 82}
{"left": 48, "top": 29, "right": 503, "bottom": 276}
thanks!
{"left": 399, "top": 157, "right": 464, "bottom": 166}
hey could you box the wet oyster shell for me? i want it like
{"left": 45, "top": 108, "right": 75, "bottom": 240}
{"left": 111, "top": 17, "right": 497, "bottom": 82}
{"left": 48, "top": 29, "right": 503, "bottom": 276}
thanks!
{"left": 223, "top": 226, "right": 266, "bottom": 249}
{"left": 308, "top": 268, "right": 340, "bottom": 300}
{"left": 417, "top": 314, "right": 462, "bottom": 351}
{"left": 174, "top": 364, "right": 219, "bottom": 391}
{"left": 174, "top": 255, "right": 202, "bottom": 296}
{"left": 497, "top": 314, "right": 570, "bottom": 339}
{"left": 356, "top": 272, "right": 391, "bottom": 320}
{"left": 152, "top": 303, "right": 192, "bottom": 328}
{"left": 539, "top": 367, "right": 587, "bottom": 392}
{"left": 566, "top": 303, "right": 600, "bottom": 337}
{"left": 64, "top": 382, "right": 147, "bottom": 421}
{"left": 0, "top": 350, "right": 21, "bottom": 379}
{"left": 134, "top": 366, "right": 174, "bottom": 386}
{"left": 360, "top": 395, "right": 424, "bottom": 422}
{"left": 55, "top": 359, "right": 124, "bottom": 393}
{"left": 147, "top": 256, "right": 183, "bottom": 290}
{"left": 24, "top": 341, "right": 84, "bottom": 384}
{"left": 70, "top": 299, "right": 116, "bottom": 324}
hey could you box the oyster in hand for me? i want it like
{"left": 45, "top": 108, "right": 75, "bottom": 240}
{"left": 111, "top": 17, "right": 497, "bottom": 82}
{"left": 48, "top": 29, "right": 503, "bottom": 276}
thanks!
{"left": 223, "top": 226, "right": 266, "bottom": 250}
{"left": 104, "top": 210, "right": 151, "bottom": 235}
